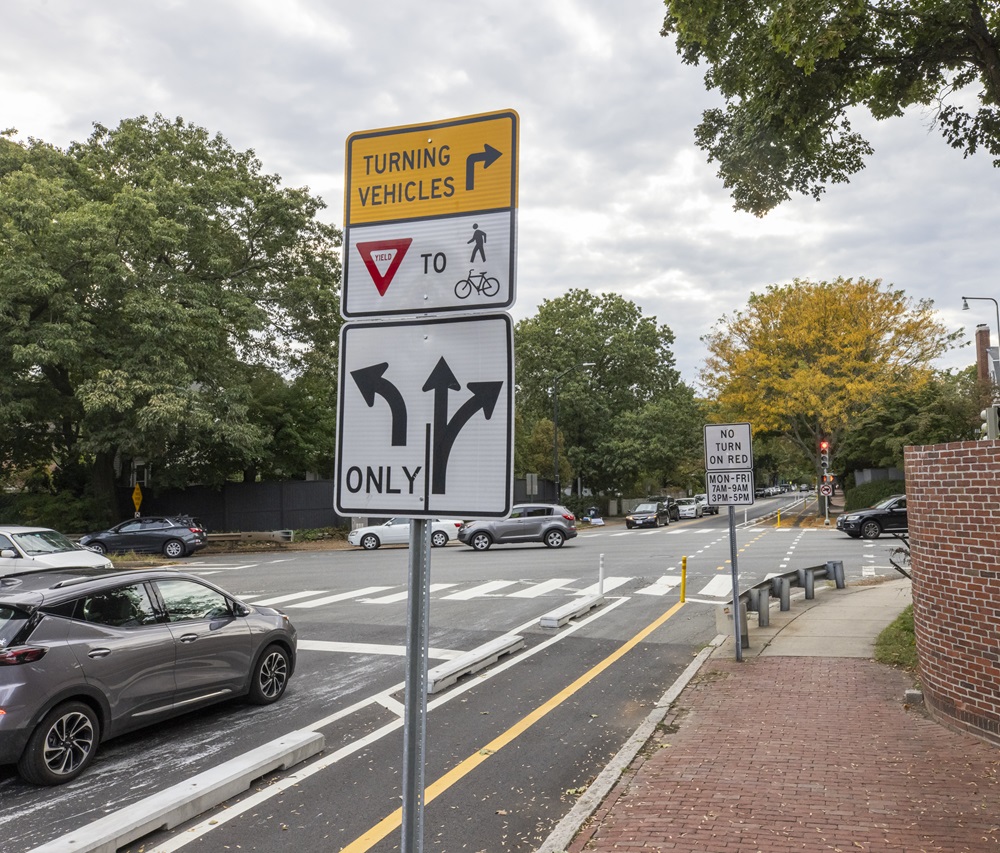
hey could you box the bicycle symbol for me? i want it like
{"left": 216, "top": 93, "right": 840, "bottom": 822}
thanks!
{"left": 454, "top": 269, "right": 500, "bottom": 299}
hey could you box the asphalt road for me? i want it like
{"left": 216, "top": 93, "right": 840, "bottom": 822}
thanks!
{"left": 1, "top": 495, "right": 906, "bottom": 853}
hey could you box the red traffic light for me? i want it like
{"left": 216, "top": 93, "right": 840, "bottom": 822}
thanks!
{"left": 819, "top": 440, "right": 829, "bottom": 451}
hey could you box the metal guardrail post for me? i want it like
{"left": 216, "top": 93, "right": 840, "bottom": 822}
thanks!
{"left": 804, "top": 569, "right": 815, "bottom": 599}
{"left": 757, "top": 586, "right": 770, "bottom": 627}
{"left": 779, "top": 577, "right": 791, "bottom": 611}
{"left": 827, "top": 560, "right": 845, "bottom": 589}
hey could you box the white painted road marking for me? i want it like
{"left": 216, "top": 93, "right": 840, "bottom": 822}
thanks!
{"left": 298, "top": 640, "right": 463, "bottom": 660}
{"left": 441, "top": 580, "right": 519, "bottom": 600}
{"left": 507, "top": 578, "right": 575, "bottom": 598}
{"left": 635, "top": 575, "right": 682, "bottom": 596}
{"left": 361, "top": 583, "right": 459, "bottom": 603}
{"left": 287, "top": 587, "right": 394, "bottom": 608}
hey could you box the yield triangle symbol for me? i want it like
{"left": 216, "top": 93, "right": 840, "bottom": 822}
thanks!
{"left": 356, "top": 239, "right": 412, "bottom": 296}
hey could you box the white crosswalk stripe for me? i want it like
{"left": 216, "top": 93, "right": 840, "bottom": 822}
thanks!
{"left": 361, "top": 583, "right": 458, "bottom": 604}
{"left": 441, "top": 580, "right": 519, "bottom": 600}
{"left": 287, "top": 586, "right": 394, "bottom": 608}
{"left": 698, "top": 575, "right": 735, "bottom": 598}
{"left": 573, "top": 576, "right": 632, "bottom": 596}
{"left": 635, "top": 575, "right": 681, "bottom": 596}
{"left": 506, "top": 578, "right": 574, "bottom": 598}
{"left": 232, "top": 575, "right": 678, "bottom": 610}
{"left": 252, "top": 590, "right": 328, "bottom": 607}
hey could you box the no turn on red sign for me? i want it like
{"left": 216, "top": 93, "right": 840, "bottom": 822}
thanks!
{"left": 704, "top": 423, "right": 755, "bottom": 506}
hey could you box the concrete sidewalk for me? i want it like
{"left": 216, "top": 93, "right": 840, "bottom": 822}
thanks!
{"left": 538, "top": 579, "right": 1000, "bottom": 852}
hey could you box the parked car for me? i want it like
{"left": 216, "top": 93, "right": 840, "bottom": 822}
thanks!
{"left": 625, "top": 501, "right": 670, "bottom": 529}
{"left": 79, "top": 516, "right": 207, "bottom": 559}
{"left": 694, "top": 493, "right": 719, "bottom": 515}
{"left": 0, "top": 526, "right": 112, "bottom": 571}
{"left": 675, "top": 497, "right": 703, "bottom": 519}
{"left": 347, "top": 517, "right": 463, "bottom": 550}
{"left": 0, "top": 565, "right": 296, "bottom": 785}
{"left": 457, "top": 504, "right": 577, "bottom": 550}
{"left": 836, "top": 495, "right": 907, "bottom": 539}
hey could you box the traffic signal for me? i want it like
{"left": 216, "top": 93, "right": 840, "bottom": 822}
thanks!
{"left": 819, "top": 440, "right": 830, "bottom": 470}
{"left": 980, "top": 406, "right": 1000, "bottom": 440}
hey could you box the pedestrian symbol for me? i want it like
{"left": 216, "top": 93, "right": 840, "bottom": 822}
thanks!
{"left": 468, "top": 223, "right": 486, "bottom": 263}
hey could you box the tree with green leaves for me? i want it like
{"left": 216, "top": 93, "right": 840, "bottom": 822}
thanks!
{"left": 701, "top": 277, "right": 959, "bottom": 481}
{"left": 837, "top": 366, "right": 982, "bottom": 473}
{"left": 515, "top": 289, "right": 699, "bottom": 494}
{"left": 661, "top": 0, "right": 1000, "bottom": 215}
{"left": 0, "top": 116, "right": 341, "bottom": 523}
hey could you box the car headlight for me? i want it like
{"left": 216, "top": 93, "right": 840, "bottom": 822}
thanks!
{"left": 845, "top": 514, "right": 861, "bottom": 521}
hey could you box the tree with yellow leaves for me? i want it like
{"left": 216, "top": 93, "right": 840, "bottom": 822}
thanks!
{"left": 701, "top": 278, "right": 960, "bottom": 477}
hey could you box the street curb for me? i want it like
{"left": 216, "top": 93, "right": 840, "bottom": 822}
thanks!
{"left": 534, "top": 635, "right": 726, "bottom": 853}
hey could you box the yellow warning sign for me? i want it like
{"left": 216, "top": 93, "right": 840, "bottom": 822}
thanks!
{"left": 132, "top": 483, "right": 142, "bottom": 512}
{"left": 345, "top": 110, "right": 518, "bottom": 226}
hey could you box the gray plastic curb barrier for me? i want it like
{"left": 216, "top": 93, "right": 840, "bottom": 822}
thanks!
{"left": 29, "top": 730, "right": 325, "bottom": 853}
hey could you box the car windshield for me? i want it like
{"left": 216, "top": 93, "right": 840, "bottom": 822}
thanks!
{"left": 633, "top": 503, "right": 657, "bottom": 513}
{"left": 677, "top": 499, "right": 694, "bottom": 506}
{"left": 11, "top": 530, "right": 81, "bottom": 556}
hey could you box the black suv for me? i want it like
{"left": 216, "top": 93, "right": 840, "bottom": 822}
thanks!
{"left": 0, "top": 565, "right": 296, "bottom": 785}
{"left": 647, "top": 496, "right": 680, "bottom": 522}
{"left": 80, "top": 516, "right": 208, "bottom": 558}
{"left": 836, "top": 495, "right": 907, "bottom": 539}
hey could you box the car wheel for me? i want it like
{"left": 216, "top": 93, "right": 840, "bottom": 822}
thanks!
{"left": 18, "top": 701, "right": 99, "bottom": 786}
{"left": 248, "top": 644, "right": 290, "bottom": 705}
{"left": 626, "top": 522, "right": 634, "bottom": 529}
{"left": 361, "top": 533, "right": 380, "bottom": 550}
{"left": 860, "top": 520, "right": 882, "bottom": 539}
{"left": 543, "top": 529, "right": 565, "bottom": 548}
{"left": 162, "top": 539, "right": 186, "bottom": 558}
{"left": 87, "top": 541, "right": 108, "bottom": 555}
{"left": 470, "top": 532, "right": 492, "bottom": 551}
{"left": 431, "top": 531, "right": 449, "bottom": 548}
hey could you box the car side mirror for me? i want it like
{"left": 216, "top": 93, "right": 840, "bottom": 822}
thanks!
{"left": 234, "top": 602, "right": 252, "bottom": 617}
{"left": 0, "top": 548, "right": 17, "bottom": 559}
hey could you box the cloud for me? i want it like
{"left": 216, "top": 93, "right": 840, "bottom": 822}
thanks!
{"left": 3, "top": 0, "right": 992, "bottom": 386}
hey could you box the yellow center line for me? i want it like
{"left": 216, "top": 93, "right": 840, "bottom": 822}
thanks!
{"left": 340, "top": 599, "right": 686, "bottom": 852}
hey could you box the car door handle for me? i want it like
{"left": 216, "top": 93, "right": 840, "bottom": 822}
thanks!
{"left": 88, "top": 648, "right": 111, "bottom": 658}
{"left": 178, "top": 633, "right": 199, "bottom": 643}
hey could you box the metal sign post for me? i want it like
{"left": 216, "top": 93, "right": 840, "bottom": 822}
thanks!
{"left": 726, "top": 505, "right": 743, "bottom": 662}
{"left": 704, "top": 422, "right": 755, "bottom": 663}
{"left": 341, "top": 110, "right": 520, "bottom": 853}
{"left": 401, "top": 519, "right": 431, "bottom": 852}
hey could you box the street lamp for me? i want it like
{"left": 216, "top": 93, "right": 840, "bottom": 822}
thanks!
{"left": 552, "top": 362, "right": 595, "bottom": 500}
{"left": 962, "top": 296, "right": 1000, "bottom": 341}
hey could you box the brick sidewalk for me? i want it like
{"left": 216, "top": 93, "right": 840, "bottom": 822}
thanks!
{"left": 567, "top": 658, "right": 1000, "bottom": 852}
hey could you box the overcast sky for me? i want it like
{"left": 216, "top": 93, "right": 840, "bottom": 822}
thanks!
{"left": 6, "top": 0, "right": 996, "bottom": 387}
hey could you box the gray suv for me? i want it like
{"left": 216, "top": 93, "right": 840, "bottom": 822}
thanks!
{"left": 0, "top": 566, "right": 296, "bottom": 785}
{"left": 457, "top": 504, "right": 578, "bottom": 550}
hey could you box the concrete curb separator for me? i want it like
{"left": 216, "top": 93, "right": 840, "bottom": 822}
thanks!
{"left": 538, "top": 593, "right": 605, "bottom": 628}
{"left": 535, "top": 635, "right": 726, "bottom": 853}
{"left": 427, "top": 635, "right": 525, "bottom": 694}
{"left": 28, "top": 730, "right": 325, "bottom": 853}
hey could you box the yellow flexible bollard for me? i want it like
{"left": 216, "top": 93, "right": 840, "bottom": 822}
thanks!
{"left": 776, "top": 510, "right": 781, "bottom": 527}
{"left": 681, "top": 555, "right": 687, "bottom": 602}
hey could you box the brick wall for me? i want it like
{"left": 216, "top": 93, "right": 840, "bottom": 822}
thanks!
{"left": 905, "top": 440, "right": 1000, "bottom": 746}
